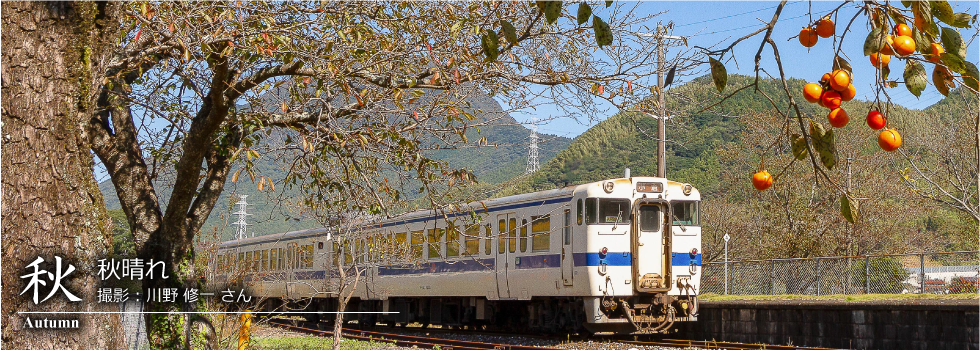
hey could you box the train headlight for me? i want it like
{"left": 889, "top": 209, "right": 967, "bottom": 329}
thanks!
{"left": 683, "top": 184, "right": 693, "bottom": 195}
{"left": 603, "top": 181, "right": 615, "bottom": 193}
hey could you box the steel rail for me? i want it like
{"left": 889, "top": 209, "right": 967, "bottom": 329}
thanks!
{"left": 267, "top": 318, "right": 563, "bottom": 350}
{"left": 621, "top": 339, "right": 846, "bottom": 350}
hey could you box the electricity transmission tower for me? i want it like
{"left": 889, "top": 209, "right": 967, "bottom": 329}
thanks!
{"left": 232, "top": 194, "right": 252, "bottom": 240}
{"left": 525, "top": 122, "right": 539, "bottom": 174}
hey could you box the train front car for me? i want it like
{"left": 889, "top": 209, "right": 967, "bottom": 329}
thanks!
{"left": 577, "top": 177, "right": 701, "bottom": 334}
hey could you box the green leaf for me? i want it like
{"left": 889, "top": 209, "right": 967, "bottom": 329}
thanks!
{"left": 940, "top": 52, "right": 967, "bottom": 74}
{"left": 882, "top": 64, "right": 891, "bottom": 80}
{"left": 501, "top": 20, "right": 518, "bottom": 45}
{"left": 940, "top": 27, "right": 967, "bottom": 59}
{"left": 592, "top": 15, "right": 612, "bottom": 47}
{"left": 900, "top": 0, "right": 912, "bottom": 8}
{"left": 840, "top": 194, "right": 856, "bottom": 223}
{"left": 791, "top": 134, "right": 807, "bottom": 160}
{"left": 950, "top": 13, "right": 972, "bottom": 28}
{"left": 964, "top": 61, "right": 979, "bottom": 93}
{"left": 863, "top": 26, "right": 884, "bottom": 56}
{"left": 832, "top": 55, "right": 852, "bottom": 75}
{"left": 912, "top": 29, "right": 932, "bottom": 54}
{"left": 535, "top": 1, "right": 547, "bottom": 12}
{"left": 543, "top": 1, "right": 562, "bottom": 24}
{"left": 931, "top": 1, "right": 954, "bottom": 25}
{"left": 481, "top": 31, "right": 499, "bottom": 62}
{"left": 932, "top": 66, "right": 954, "bottom": 96}
{"left": 605, "top": 0, "right": 613, "bottom": 8}
{"left": 820, "top": 128, "right": 837, "bottom": 170}
{"left": 903, "top": 60, "right": 927, "bottom": 98}
{"left": 709, "top": 57, "right": 727, "bottom": 93}
{"left": 810, "top": 122, "right": 836, "bottom": 170}
{"left": 577, "top": 3, "right": 592, "bottom": 25}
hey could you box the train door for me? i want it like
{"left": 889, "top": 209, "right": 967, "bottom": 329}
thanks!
{"left": 560, "top": 209, "right": 574, "bottom": 286}
{"left": 495, "top": 213, "right": 516, "bottom": 299}
{"left": 632, "top": 201, "right": 671, "bottom": 292}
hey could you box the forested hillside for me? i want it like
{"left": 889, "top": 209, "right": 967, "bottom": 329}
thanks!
{"left": 498, "top": 74, "right": 977, "bottom": 260}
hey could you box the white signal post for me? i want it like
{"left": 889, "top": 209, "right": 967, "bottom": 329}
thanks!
{"left": 724, "top": 232, "right": 731, "bottom": 295}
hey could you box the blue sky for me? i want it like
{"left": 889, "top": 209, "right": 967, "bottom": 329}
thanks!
{"left": 514, "top": 1, "right": 980, "bottom": 138}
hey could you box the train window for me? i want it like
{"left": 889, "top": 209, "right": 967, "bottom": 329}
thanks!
{"left": 671, "top": 201, "right": 700, "bottom": 226}
{"left": 261, "top": 250, "right": 269, "bottom": 271}
{"left": 577, "top": 199, "right": 583, "bottom": 225}
{"left": 395, "top": 232, "right": 407, "bottom": 259}
{"left": 497, "top": 219, "right": 505, "bottom": 254}
{"left": 238, "top": 253, "right": 244, "bottom": 270}
{"left": 639, "top": 206, "right": 662, "bottom": 231}
{"left": 303, "top": 245, "right": 314, "bottom": 269}
{"left": 520, "top": 220, "right": 528, "bottom": 252}
{"left": 344, "top": 241, "right": 353, "bottom": 265}
{"left": 270, "top": 248, "right": 278, "bottom": 270}
{"left": 332, "top": 242, "right": 341, "bottom": 266}
{"left": 564, "top": 210, "right": 571, "bottom": 245}
{"left": 291, "top": 243, "right": 300, "bottom": 269}
{"left": 278, "top": 248, "right": 284, "bottom": 270}
{"left": 365, "top": 238, "right": 371, "bottom": 264}
{"left": 484, "top": 225, "right": 492, "bottom": 255}
{"left": 253, "top": 251, "right": 261, "bottom": 271}
{"left": 585, "top": 198, "right": 597, "bottom": 224}
{"left": 411, "top": 231, "right": 424, "bottom": 260}
{"left": 531, "top": 215, "right": 551, "bottom": 251}
{"left": 245, "top": 251, "right": 253, "bottom": 271}
{"left": 508, "top": 218, "right": 517, "bottom": 253}
{"left": 446, "top": 225, "right": 460, "bottom": 258}
{"left": 427, "top": 228, "right": 443, "bottom": 259}
{"left": 598, "top": 199, "right": 631, "bottom": 224}
{"left": 464, "top": 225, "right": 480, "bottom": 256}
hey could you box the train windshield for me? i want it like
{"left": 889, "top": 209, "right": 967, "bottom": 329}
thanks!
{"left": 671, "top": 201, "right": 700, "bottom": 226}
{"left": 598, "top": 199, "right": 631, "bottom": 224}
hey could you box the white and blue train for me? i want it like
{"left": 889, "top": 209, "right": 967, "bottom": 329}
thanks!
{"left": 214, "top": 176, "right": 702, "bottom": 334}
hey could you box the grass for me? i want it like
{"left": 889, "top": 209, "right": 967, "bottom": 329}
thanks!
{"left": 698, "top": 292, "right": 979, "bottom": 302}
{"left": 251, "top": 336, "right": 398, "bottom": 350}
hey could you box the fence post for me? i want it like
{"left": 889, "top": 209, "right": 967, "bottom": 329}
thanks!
{"left": 816, "top": 258, "right": 821, "bottom": 296}
{"left": 771, "top": 259, "right": 776, "bottom": 295}
{"left": 920, "top": 253, "right": 925, "bottom": 294}
{"left": 865, "top": 255, "right": 870, "bottom": 293}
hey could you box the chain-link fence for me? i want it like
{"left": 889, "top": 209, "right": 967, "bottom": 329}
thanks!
{"left": 702, "top": 251, "right": 979, "bottom": 295}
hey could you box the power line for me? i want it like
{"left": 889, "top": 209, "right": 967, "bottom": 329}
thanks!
{"left": 675, "top": 2, "right": 789, "bottom": 28}
{"left": 699, "top": 11, "right": 815, "bottom": 36}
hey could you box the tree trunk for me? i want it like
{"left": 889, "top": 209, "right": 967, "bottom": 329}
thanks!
{"left": 2, "top": 1, "right": 124, "bottom": 349}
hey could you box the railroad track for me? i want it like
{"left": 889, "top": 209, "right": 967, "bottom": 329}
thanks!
{"left": 621, "top": 338, "right": 845, "bottom": 350}
{"left": 267, "top": 318, "right": 563, "bottom": 350}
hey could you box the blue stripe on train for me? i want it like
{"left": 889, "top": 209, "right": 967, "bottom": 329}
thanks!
{"left": 671, "top": 253, "right": 702, "bottom": 266}
{"left": 272, "top": 251, "right": 703, "bottom": 279}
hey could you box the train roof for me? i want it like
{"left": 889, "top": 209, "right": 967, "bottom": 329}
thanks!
{"left": 219, "top": 177, "right": 697, "bottom": 248}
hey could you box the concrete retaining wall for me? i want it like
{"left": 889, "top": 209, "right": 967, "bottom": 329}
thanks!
{"left": 676, "top": 299, "right": 979, "bottom": 350}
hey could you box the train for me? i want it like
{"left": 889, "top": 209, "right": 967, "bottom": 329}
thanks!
{"left": 213, "top": 176, "right": 702, "bottom": 334}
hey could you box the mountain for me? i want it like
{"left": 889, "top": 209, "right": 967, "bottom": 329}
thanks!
{"left": 98, "top": 93, "right": 571, "bottom": 239}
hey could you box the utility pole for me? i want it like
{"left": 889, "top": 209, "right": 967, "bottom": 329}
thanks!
{"left": 640, "top": 26, "right": 685, "bottom": 178}
{"left": 656, "top": 26, "right": 667, "bottom": 178}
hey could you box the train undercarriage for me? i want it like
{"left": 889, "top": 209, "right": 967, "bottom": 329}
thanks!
{"left": 257, "top": 294, "right": 695, "bottom": 335}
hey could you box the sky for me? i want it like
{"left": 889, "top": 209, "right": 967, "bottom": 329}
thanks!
{"left": 512, "top": 0, "right": 980, "bottom": 138}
